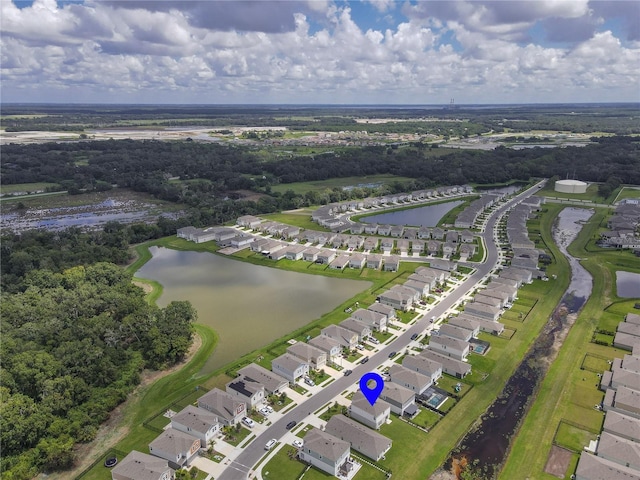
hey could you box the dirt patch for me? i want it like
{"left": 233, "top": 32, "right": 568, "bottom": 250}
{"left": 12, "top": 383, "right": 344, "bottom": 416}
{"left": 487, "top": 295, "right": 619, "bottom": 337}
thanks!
{"left": 133, "top": 280, "right": 154, "bottom": 294}
{"left": 41, "top": 332, "right": 203, "bottom": 479}
{"left": 232, "top": 189, "right": 270, "bottom": 202}
{"left": 544, "top": 445, "right": 573, "bottom": 478}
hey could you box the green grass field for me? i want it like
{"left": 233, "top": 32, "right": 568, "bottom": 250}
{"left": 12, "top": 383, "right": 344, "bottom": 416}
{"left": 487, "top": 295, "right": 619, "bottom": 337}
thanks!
{"left": 0, "top": 181, "right": 61, "bottom": 195}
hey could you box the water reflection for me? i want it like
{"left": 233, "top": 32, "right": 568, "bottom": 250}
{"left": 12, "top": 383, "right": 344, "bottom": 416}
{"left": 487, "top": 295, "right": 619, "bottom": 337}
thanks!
{"left": 360, "top": 200, "right": 463, "bottom": 227}
{"left": 136, "top": 247, "right": 371, "bottom": 373}
{"left": 616, "top": 271, "right": 640, "bottom": 298}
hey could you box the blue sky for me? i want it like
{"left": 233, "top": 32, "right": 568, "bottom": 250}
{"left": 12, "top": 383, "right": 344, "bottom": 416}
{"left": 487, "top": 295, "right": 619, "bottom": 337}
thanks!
{"left": 2, "top": 0, "right": 639, "bottom": 104}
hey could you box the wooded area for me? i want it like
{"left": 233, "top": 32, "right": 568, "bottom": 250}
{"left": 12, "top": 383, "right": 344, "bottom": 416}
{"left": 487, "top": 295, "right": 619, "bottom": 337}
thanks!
{"left": 0, "top": 263, "right": 197, "bottom": 479}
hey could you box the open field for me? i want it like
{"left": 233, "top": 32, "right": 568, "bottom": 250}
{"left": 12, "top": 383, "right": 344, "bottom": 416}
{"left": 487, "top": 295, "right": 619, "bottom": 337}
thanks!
{"left": 614, "top": 185, "right": 640, "bottom": 203}
{"left": 0, "top": 181, "right": 61, "bottom": 195}
{"left": 270, "top": 175, "right": 415, "bottom": 194}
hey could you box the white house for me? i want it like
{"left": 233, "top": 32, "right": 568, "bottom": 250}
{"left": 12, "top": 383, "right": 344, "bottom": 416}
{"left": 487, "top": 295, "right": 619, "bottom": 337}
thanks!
{"left": 271, "top": 353, "right": 309, "bottom": 384}
{"left": 111, "top": 450, "right": 174, "bottom": 480}
{"left": 148, "top": 428, "right": 200, "bottom": 470}
{"left": 325, "top": 414, "right": 392, "bottom": 462}
{"left": 309, "top": 335, "right": 342, "bottom": 363}
{"left": 226, "top": 376, "right": 265, "bottom": 409}
{"left": 171, "top": 405, "right": 220, "bottom": 446}
{"left": 197, "top": 388, "right": 246, "bottom": 427}
{"left": 349, "top": 391, "right": 391, "bottom": 430}
{"left": 351, "top": 308, "right": 387, "bottom": 331}
{"left": 287, "top": 342, "right": 327, "bottom": 369}
{"left": 380, "top": 382, "right": 416, "bottom": 416}
{"left": 402, "top": 355, "right": 443, "bottom": 384}
{"left": 429, "top": 335, "right": 470, "bottom": 361}
{"left": 299, "top": 428, "right": 352, "bottom": 477}
{"left": 388, "top": 364, "right": 432, "bottom": 394}
{"left": 321, "top": 325, "right": 359, "bottom": 350}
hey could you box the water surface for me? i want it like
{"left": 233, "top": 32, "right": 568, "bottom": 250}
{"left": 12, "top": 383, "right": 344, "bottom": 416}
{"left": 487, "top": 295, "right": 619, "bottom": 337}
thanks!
{"left": 616, "top": 271, "right": 640, "bottom": 298}
{"left": 136, "top": 247, "right": 371, "bottom": 373}
{"left": 360, "top": 200, "right": 463, "bottom": 227}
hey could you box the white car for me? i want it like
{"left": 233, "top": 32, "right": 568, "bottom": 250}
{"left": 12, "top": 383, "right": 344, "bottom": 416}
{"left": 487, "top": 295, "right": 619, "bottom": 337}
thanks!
{"left": 265, "top": 439, "right": 277, "bottom": 450}
{"left": 241, "top": 417, "right": 255, "bottom": 428}
{"left": 259, "top": 407, "right": 270, "bottom": 416}
{"left": 292, "top": 439, "right": 303, "bottom": 448}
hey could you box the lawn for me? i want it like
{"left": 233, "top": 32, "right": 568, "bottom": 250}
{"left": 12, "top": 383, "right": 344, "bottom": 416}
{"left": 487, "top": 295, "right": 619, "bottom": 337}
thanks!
{"left": 261, "top": 447, "right": 307, "bottom": 480}
{"left": 553, "top": 421, "right": 599, "bottom": 453}
{"left": 0, "top": 181, "right": 61, "bottom": 194}
{"left": 412, "top": 408, "right": 442, "bottom": 430}
{"left": 270, "top": 175, "right": 415, "bottom": 195}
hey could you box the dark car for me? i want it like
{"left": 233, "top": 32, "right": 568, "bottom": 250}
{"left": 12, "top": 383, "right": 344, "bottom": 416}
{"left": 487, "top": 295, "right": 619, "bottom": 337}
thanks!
{"left": 411, "top": 333, "right": 419, "bottom": 340}
{"left": 388, "top": 351, "right": 397, "bottom": 359}
{"left": 286, "top": 421, "right": 297, "bottom": 430}
{"left": 359, "top": 357, "right": 369, "bottom": 364}
{"left": 344, "top": 369, "right": 353, "bottom": 376}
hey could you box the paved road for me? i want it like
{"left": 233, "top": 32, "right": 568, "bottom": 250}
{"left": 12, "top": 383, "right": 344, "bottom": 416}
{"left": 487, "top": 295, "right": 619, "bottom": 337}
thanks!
{"left": 218, "top": 182, "right": 544, "bottom": 480}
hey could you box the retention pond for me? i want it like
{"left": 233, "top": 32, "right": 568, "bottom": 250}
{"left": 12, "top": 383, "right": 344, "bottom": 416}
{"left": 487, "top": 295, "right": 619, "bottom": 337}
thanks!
{"left": 443, "top": 207, "right": 594, "bottom": 479}
{"left": 136, "top": 247, "right": 371, "bottom": 373}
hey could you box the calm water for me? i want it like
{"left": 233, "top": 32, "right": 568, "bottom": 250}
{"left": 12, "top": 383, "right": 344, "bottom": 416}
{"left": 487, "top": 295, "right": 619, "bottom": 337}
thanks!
{"left": 136, "top": 247, "right": 371, "bottom": 373}
{"left": 360, "top": 200, "right": 463, "bottom": 227}
{"left": 616, "top": 271, "right": 640, "bottom": 298}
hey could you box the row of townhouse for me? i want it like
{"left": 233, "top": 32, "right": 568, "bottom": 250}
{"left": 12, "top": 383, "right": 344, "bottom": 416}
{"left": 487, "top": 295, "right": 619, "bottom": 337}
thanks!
{"left": 575, "top": 316, "right": 640, "bottom": 480}
{"left": 506, "top": 202, "right": 539, "bottom": 250}
{"left": 312, "top": 185, "right": 474, "bottom": 230}
{"left": 454, "top": 193, "right": 503, "bottom": 228}
{"left": 598, "top": 201, "right": 640, "bottom": 250}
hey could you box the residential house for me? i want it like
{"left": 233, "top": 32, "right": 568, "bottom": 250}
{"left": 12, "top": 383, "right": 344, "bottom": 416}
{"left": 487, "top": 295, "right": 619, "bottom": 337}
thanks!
{"left": 329, "top": 255, "right": 351, "bottom": 270}
{"left": 299, "top": 428, "right": 352, "bottom": 477}
{"left": 627, "top": 313, "right": 640, "bottom": 325}
{"left": 350, "top": 224, "right": 365, "bottom": 235}
{"left": 442, "top": 242, "right": 457, "bottom": 257}
{"left": 325, "top": 414, "right": 392, "bottom": 462}
{"left": 197, "top": 389, "right": 246, "bottom": 427}
{"left": 380, "top": 382, "right": 416, "bottom": 416}
{"left": 378, "top": 289, "right": 413, "bottom": 312}
{"left": 237, "top": 364, "right": 288, "bottom": 395}
{"left": 377, "top": 224, "right": 392, "bottom": 236}
{"left": 321, "top": 325, "right": 358, "bottom": 350}
{"left": 383, "top": 256, "right": 400, "bottom": 272}
{"left": 349, "top": 391, "right": 391, "bottom": 430}
{"left": 388, "top": 364, "right": 432, "bottom": 394}
{"left": 427, "top": 240, "right": 441, "bottom": 256}
{"left": 381, "top": 238, "right": 395, "bottom": 253}
{"left": 317, "top": 250, "right": 337, "bottom": 265}
{"left": 347, "top": 236, "right": 365, "bottom": 250}
{"left": 363, "top": 237, "right": 379, "bottom": 251}
{"left": 364, "top": 223, "right": 379, "bottom": 235}
{"left": 367, "top": 302, "right": 397, "bottom": 322}
{"left": 485, "top": 283, "right": 518, "bottom": 302}
{"left": 415, "top": 266, "right": 447, "bottom": 283}
{"left": 285, "top": 244, "right": 306, "bottom": 261}
{"left": 603, "top": 410, "right": 640, "bottom": 443}
{"left": 428, "top": 335, "right": 470, "bottom": 361}
{"left": 478, "top": 288, "right": 510, "bottom": 307}
{"left": 595, "top": 432, "right": 640, "bottom": 470}
{"left": 396, "top": 239, "right": 410, "bottom": 255}
{"left": 271, "top": 353, "right": 310, "bottom": 384}
{"left": 404, "top": 280, "right": 429, "bottom": 297}
{"left": 390, "top": 284, "right": 421, "bottom": 303}
{"left": 574, "top": 451, "right": 640, "bottom": 480}
{"left": 302, "top": 247, "right": 321, "bottom": 263}
{"left": 602, "top": 386, "right": 640, "bottom": 419}
{"left": 390, "top": 225, "right": 405, "bottom": 238}
{"left": 148, "top": 428, "right": 200, "bottom": 470}
{"left": 351, "top": 308, "right": 387, "bottom": 331}
{"left": 431, "top": 228, "right": 445, "bottom": 240}
{"left": 226, "top": 377, "right": 265, "bottom": 409}
{"left": 430, "top": 258, "right": 457, "bottom": 272}
{"left": 447, "top": 317, "right": 480, "bottom": 338}
{"left": 340, "top": 318, "right": 372, "bottom": 342}
{"left": 349, "top": 253, "right": 366, "bottom": 269}
{"left": 419, "top": 349, "right": 472, "bottom": 379}
{"left": 287, "top": 342, "right": 327, "bottom": 370}
{"left": 412, "top": 239, "right": 426, "bottom": 254}
{"left": 367, "top": 254, "right": 383, "bottom": 270}
{"left": 309, "top": 336, "right": 342, "bottom": 363}
{"left": 491, "top": 276, "right": 519, "bottom": 290}
{"left": 438, "top": 324, "right": 473, "bottom": 342}
{"left": 408, "top": 273, "right": 437, "bottom": 290}
{"left": 402, "top": 354, "right": 442, "bottom": 384}
{"left": 171, "top": 405, "right": 220, "bottom": 446}
{"left": 417, "top": 227, "right": 431, "bottom": 239}
{"left": 463, "top": 302, "right": 501, "bottom": 321}
{"left": 111, "top": 450, "right": 174, "bottom": 480}
{"left": 472, "top": 294, "right": 503, "bottom": 310}
{"left": 459, "top": 244, "right": 476, "bottom": 258}
{"left": 460, "top": 230, "right": 475, "bottom": 243}
{"left": 457, "top": 313, "right": 505, "bottom": 335}
{"left": 445, "top": 230, "right": 459, "bottom": 244}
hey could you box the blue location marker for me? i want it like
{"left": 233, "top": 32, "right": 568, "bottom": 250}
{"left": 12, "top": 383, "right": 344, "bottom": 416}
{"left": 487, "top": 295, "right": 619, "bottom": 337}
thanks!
{"left": 359, "top": 372, "right": 384, "bottom": 406}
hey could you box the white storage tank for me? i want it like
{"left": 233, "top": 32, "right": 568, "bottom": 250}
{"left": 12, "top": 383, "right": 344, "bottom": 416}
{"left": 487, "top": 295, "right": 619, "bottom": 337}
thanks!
{"left": 555, "top": 179, "right": 588, "bottom": 194}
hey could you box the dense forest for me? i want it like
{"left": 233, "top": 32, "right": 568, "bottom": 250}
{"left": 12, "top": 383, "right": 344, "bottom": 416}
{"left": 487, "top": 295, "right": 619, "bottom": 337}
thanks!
{"left": 0, "top": 262, "right": 197, "bottom": 479}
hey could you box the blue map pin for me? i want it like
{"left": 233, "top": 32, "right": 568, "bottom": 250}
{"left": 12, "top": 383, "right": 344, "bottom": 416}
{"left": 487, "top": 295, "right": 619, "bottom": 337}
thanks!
{"left": 359, "top": 372, "right": 384, "bottom": 406}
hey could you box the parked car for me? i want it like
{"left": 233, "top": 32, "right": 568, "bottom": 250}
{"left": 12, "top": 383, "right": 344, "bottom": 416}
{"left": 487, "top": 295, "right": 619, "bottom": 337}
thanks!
{"left": 259, "top": 407, "right": 270, "bottom": 416}
{"left": 286, "top": 421, "right": 297, "bottom": 430}
{"left": 304, "top": 377, "right": 315, "bottom": 387}
{"left": 344, "top": 369, "right": 353, "bottom": 376}
{"left": 369, "top": 337, "right": 380, "bottom": 345}
{"left": 359, "top": 357, "right": 369, "bottom": 364}
{"left": 388, "top": 351, "right": 397, "bottom": 359}
{"left": 265, "top": 439, "right": 276, "bottom": 450}
{"left": 356, "top": 344, "right": 364, "bottom": 350}
{"left": 241, "top": 417, "right": 255, "bottom": 428}
{"left": 411, "top": 333, "right": 419, "bottom": 340}
{"left": 293, "top": 439, "right": 303, "bottom": 449}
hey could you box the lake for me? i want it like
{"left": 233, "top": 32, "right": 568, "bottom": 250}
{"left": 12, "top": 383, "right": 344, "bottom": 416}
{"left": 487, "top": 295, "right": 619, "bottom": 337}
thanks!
{"left": 360, "top": 200, "right": 464, "bottom": 227}
{"left": 136, "top": 247, "right": 371, "bottom": 373}
{"left": 616, "top": 271, "right": 640, "bottom": 298}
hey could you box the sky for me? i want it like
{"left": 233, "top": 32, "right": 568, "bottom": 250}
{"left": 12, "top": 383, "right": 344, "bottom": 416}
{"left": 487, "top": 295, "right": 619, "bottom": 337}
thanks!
{"left": 1, "top": 0, "right": 639, "bottom": 104}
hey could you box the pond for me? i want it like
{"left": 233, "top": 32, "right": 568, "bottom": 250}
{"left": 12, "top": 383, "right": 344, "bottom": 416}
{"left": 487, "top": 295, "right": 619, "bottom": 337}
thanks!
{"left": 359, "top": 200, "right": 464, "bottom": 227}
{"left": 136, "top": 247, "right": 371, "bottom": 373}
{"left": 616, "top": 271, "right": 640, "bottom": 298}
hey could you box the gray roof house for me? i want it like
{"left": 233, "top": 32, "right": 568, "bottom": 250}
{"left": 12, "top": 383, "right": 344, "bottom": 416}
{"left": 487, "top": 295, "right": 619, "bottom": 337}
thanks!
{"left": 596, "top": 431, "right": 640, "bottom": 470}
{"left": 325, "top": 414, "right": 392, "bottom": 462}
{"left": 419, "top": 349, "right": 472, "bottom": 379}
{"left": 404, "top": 280, "right": 429, "bottom": 297}
{"left": 237, "top": 363, "right": 288, "bottom": 395}
{"left": 317, "top": 250, "right": 337, "bottom": 265}
{"left": 271, "top": 353, "right": 310, "bottom": 384}
{"left": 367, "top": 303, "right": 397, "bottom": 322}
{"left": 287, "top": 342, "right": 327, "bottom": 369}
{"left": 226, "top": 376, "right": 266, "bottom": 409}
{"left": 111, "top": 450, "right": 174, "bottom": 480}
{"left": 299, "top": 428, "right": 352, "bottom": 478}
{"left": 457, "top": 313, "right": 505, "bottom": 335}
{"left": 329, "top": 255, "right": 351, "bottom": 270}
{"left": 349, "top": 253, "right": 366, "bottom": 269}
{"left": 463, "top": 303, "right": 501, "bottom": 321}
{"left": 197, "top": 388, "right": 246, "bottom": 427}
{"left": 627, "top": 313, "right": 640, "bottom": 325}
{"left": 349, "top": 391, "right": 391, "bottom": 430}
{"left": 447, "top": 317, "right": 480, "bottom": 338}
{"left": 171, "top": 405, "right": 220, "bottom": 445}
{"left": 485, "top": 283, "right": 518, "bottom": 302}
{"left": 378, "top": 289, "right": 413, "bottom": 312}
{"left": 380, "top": 382, "right": 416, "bottom": 416}
{"left": 429, "top": 334, "right": 470, "bottom": 361}
{"left": 603, "top": 410, "right": 640, "bottom": 443}
{"left": 603, "top": 386, "right": 640, "bottom": 418}
{"left": 352, "top": 308, "right": 387, "bottom": 331}
{"left": 473, "top": 294, "right": 504, "bottom": 309}
{"left": 340, "top": 318, "right": 372, "bottom": 342}
{"left": 408, "top": 273, "right": 437, "bottom": 290}
{"left": 402, "top": 354, "right": 443, "bottom": 384}
{"left": 302, "top": 247, "right": 321, "bottom": 262}
{"left": 575, "top": 451, "right": 640, "bottom": 480}
{"left": 383, "top": 255, "right": 400, "bottom": 272}
{"left": 478, "top": 288, "right": 511, "bottom": 306}
{"left": 309, "top": 335, "right": 342, "bottom": 362}
{"left": 388, "top": 364, "right": 432, "bottom": 394}
{"left": 148, "top": 428, "right": 200, "bottom": 470}
{"left": 429, "top": 258, "right": 457, "bottom": 272}
{"left": 367, "top": 254, "right": 383, "bottom": 270}
{"left": 321, "top": 325, "right": 358, "bottom": 350}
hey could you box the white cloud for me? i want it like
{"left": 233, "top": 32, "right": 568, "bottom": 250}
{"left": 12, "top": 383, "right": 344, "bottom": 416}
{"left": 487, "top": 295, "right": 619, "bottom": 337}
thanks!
{"left": 1, "top": 0, "right": 638, "bottom": 104}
